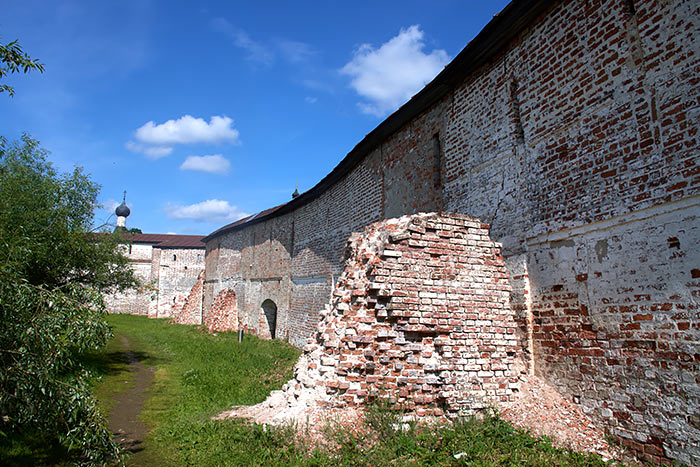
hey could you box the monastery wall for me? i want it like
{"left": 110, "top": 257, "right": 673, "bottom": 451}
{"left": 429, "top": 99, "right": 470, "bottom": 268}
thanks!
{"left": 203, "top": 213, "right": 294, "bottom": 337}
{"left": 172, "top": 271, "right": 205, "bottom": 326}
{"left": 204, "top": 119, "right": 446, "bottom": 346}
{"left": 224, "top": 213, "right": 521, "bottom": 425}
{"left": 288, "top": 152, "right": 385, "bottom": 345}
{"left": 104, "top": 243, "right": 154, "bottom": 316}
{"left": 438, "top": 1, "right": 700, "bottom": 462}
{"left": 106, "top": 239, "right": 206, "bottom": 323}
{"left": 203, "top": 0, "right": 699, "bottom": 463}
{"left": 147, "top": 246, "right": 161, "bottom": 317}
{"left": 153, "top": 247, "right": 205, "bottom": 318}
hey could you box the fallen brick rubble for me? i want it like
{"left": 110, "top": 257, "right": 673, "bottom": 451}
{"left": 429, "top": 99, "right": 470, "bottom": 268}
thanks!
{"left": 216, "top": 212, "right": 627, "bottom": 461}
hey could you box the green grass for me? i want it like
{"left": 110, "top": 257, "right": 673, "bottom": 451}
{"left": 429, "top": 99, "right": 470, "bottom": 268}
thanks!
{"left": 0, "top": 429, "right": 79, "bottom": 466}
{"left": 99, "top": 314, "right": 302, "bottom": 465}
{"left": 312, "top": 403, "right": 623, "bottom": 466}
{"left": 95, "top": 315, "right": 630, "bottom": 466}
{"left": 4, "top": 314, "right": 632, "bottom": 465}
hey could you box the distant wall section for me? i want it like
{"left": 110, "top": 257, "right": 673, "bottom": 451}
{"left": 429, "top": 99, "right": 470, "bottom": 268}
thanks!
{"left": 105, "top": 237, "right": 206, "bottom": 323}
{"left": 155, "top": 247, "right": 205, "bottom": 319}
{"left": 104, "top": 243, "right": 155, "bottom": 316}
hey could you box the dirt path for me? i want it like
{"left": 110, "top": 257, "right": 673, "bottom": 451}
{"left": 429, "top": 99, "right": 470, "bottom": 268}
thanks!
{"left": 107, "top": 336, "right": 156, "bottom": 466}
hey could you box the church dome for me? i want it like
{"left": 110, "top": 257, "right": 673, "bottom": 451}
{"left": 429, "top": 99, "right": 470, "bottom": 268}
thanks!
{"left": 115, "top": 201, "right": 130, "bottom": 218}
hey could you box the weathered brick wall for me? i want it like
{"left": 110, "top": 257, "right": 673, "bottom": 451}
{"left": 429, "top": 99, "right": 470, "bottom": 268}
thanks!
{"left": 148, "top": 246, "right": 161, "bottom": 317}
{"left": 204, "top": 106, "right": 449, "bottom": 346}
{"left": 127, "top": 243, "right": 154, "bottom": 261}
{"left": 204, "top": 0, "right": 699, "bottom": 462}
{"left": 203, "top": 214, "right": 294, "bottom": 338}
{"left": 105, "top": 242, "right": 205, "bottom": 321}
{"left": 525, "top": 200, "right": 700, "bottom": 463}
{"left": 438, "top": 1, "right": 700, "bottom": 463}
{"left": 207, "top": 107, "right": 448, "bottom": 347}
{"left": 381, "top": 105, "right": 444, "bottom": 219}
{"left": 172, "top": 271, "right": 204, "bottom": 325}
{"left": 204, "top": 288, "right": 238, "bottom": 332}
{"left": 320, "top": 213, "right": 520, "bottom": 414}
{"left": 155, "top": 247, "right": 205, "bottom": 318}
{"left": 288, "top": 152, "right": 386, "bottom": 345}
{"left": 289, "top": 278, "right": 334, "bottom": 347}
{"left": 104, "top": 244, "right": 155, "bottom": 315}
{"left": 236, "top": 213, "right": 521, "bottom": 421}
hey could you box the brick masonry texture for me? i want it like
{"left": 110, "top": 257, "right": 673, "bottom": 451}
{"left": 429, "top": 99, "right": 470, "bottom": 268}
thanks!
{"left": 222, "top": 213, "right": 522, "bottom": 422}
{"left": 204, "top": 288, "right": 238, "bottom": 332}
{"left": 155, "top": 247, "right": 206, "bottom": 319}
{"left": 105, "top": 241, "right": 206, "bottom": 324}
{"left": 104, "top": 243, "right": 156, "bottom": 316}
{"left": 172, "top": 271, "right": 204, "bottom": 325}
{"left": 192, "top": 0, "right": 700, "bottom": 463}
{"left": 203, "top": 213, "right": 293, "bottom": 338}
{"left": 320, "top": 213, "right": 520, "bottom": 415}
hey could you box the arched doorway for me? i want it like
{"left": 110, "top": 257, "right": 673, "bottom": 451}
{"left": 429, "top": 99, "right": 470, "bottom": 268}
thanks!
{"left": 261, "top": 299, "right": 277, "bottom": 339}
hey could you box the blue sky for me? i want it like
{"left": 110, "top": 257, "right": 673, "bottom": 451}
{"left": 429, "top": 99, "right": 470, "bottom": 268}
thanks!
{"left": 1, "top": 0, "right": 510, "bottom": 235}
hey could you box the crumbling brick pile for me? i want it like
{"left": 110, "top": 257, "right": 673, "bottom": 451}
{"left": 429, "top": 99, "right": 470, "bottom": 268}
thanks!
{"left": 205, "top": 289, "right": 238, "bottom": 332}
{"left": 171, "top": 271, "right": 204, "bottom": 325}
{"left": 219, "top": 212, "right": 523, "bottom": 424}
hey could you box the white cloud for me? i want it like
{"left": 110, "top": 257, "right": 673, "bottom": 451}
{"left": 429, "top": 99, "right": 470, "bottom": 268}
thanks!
{"left": 102, "top": 198, "right": 121, "bottom": 213}
{"left": 180, "top": 154, "right": 231, "bottom": 175}
{"left": 165, "top": 199, "right": 248, "bottom": 223}
{"left": 125, "top": 141, "right": 173, "bottom": 159}
{"left": 134, "top": 115, "right": 240, "bottom": 146}
{"left": 211, "top": 18, "right": 274, "bottom": 65}
{"left": 305, "top": 96, "right": 318, "bottom": 104}
{"left": 212, "top": 18, "right": 317, "bottom": 68}
{"left": 340, "top": 25, "right": 449, "bottom": 116}
{"left": 277, "top": 40, "right": 316, "bottom": 63}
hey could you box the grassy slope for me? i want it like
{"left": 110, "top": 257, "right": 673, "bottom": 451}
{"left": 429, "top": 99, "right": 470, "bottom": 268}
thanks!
{"left": 94, "top": 315, "right": 630, "bottom": 467}
{"left": 101, "top": 314, "right": 301, "bottom": 466}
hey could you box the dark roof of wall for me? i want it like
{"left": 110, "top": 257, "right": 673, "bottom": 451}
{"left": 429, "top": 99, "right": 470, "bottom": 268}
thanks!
{"left": 205, "top": 205, "right": 284, "bottom": 239}
{"left": 127, "top": 233, "right": 206, "bottom": 249}
{"left": 203, "top": 0, "right": 553, "bottom": 243}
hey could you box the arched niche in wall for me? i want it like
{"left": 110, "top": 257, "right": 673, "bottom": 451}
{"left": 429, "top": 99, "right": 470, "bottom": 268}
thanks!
{"left": 261, "top": 299, "right": 277, "bottom": 339}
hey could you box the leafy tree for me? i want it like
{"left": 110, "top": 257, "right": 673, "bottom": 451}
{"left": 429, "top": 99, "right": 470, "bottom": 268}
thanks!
{"left": 114, "top": 226, "right": 142, "bottom": 234}
{"left": 0, "top": 135, "right": 136, "bottom": 463}
{"left": 0, "top": 37, "right": 45, "bottom": 97}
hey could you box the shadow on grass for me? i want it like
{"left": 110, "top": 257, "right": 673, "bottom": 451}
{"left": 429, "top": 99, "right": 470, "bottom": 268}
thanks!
{"left": 0, "top": 429, "right": 81, "bottom": 467}
{"left": 80, "top": 349, "right": 163, "bottom": 379}
{"left": 0, "top": 348, "right": 163, "bottom": 466}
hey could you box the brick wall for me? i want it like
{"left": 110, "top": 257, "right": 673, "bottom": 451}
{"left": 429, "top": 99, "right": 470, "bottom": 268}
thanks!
{"left": 172, "top": 271, "right": 204, "bottom": 325}
{"left": 204, "top": 0, "right": 699, "bottom": 462}
{"left": 105, "top": 242, "right": 205, "bottom": 322}
{"left": 320, "top": 213, "right": 520, "bottom": 415}
{"left": 203, "top": 214, "right": 294, "bottom": 339}
{"left": 525, "top": 199, "right": 700, "bottom": 463}
{"left": 439, "top": 1, "right": 699, "bottom": 463}
{"left": 104, "top": 243, "right": 155, "bottom": 316}
{"left": 242, "top": 213, "right": 521, "bottom": 420}
{"left": 155, "top": 247, "right": 205, "bottom": 318}
{"left": 148, "top": 247, "right": 161, "bottom": 317}
{"left": 204, "top": 288, "right": 238, "bottom": 332}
